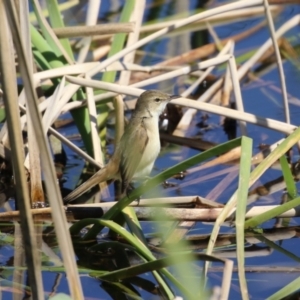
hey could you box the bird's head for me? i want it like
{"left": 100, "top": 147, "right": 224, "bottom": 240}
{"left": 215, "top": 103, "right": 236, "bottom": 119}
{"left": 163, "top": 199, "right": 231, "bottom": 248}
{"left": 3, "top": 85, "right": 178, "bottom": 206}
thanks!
{"left": 135, "top": 90, "right": 179, "bottom": 117}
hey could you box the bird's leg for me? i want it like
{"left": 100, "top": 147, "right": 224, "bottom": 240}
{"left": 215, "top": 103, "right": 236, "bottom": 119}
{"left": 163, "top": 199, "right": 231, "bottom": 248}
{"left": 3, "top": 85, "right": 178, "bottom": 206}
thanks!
{"left": 126, "top": 182, "right": 141, "bottom": 205}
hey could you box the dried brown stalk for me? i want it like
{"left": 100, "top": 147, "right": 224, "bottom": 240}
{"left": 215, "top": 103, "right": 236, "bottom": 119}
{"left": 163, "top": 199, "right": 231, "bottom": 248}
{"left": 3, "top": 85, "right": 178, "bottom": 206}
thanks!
{"left": 53, "top": 23, "right": 135, "bottom": 38}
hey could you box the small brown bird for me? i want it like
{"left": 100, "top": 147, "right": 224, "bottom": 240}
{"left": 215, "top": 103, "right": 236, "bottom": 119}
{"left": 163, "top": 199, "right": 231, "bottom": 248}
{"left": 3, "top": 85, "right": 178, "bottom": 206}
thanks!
{"left": 63, "top": 90, "right": 178, "bottom": 203}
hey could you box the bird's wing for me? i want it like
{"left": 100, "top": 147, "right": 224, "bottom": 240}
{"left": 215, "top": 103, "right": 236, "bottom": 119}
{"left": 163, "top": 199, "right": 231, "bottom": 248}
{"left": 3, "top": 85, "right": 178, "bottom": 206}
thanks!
{"left": 119, "top": 120, "right": 148, "bottom": 192}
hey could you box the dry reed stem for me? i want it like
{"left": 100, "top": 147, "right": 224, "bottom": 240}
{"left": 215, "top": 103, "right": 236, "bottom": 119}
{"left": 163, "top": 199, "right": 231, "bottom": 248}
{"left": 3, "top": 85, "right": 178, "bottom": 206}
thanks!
{"left": 0, "top": 203, "right": 298, "bottom": 221}
{"left": 140, "top": 6, "right": 280, "bottom": 33}
{"left": 53, "top": 23, "right": 135, "bottom": 38}
{"left": 130, "top": 19, "right": 268, "bottom": 84}
{"left": 64, "top": 78, "right": 297, "bottom": 135}
{"left": 173, "top": 41, "right": 233, "bottom": 137}
{"left": 0, "top": 1, "right": 44, "bottom": 297}
{"left": 77, "top": 0, "right": 101, "bottom": 63}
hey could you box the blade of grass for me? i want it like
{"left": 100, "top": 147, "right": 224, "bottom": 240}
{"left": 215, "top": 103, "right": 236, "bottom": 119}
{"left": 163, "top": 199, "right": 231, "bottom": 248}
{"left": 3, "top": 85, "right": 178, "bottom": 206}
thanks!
{"left": 29, "top": 0, "right": 79, "bottom": 23}
{"left": 154, "top": 217, "right": 207, "bottom": 299}
{"left": 244, "top": 196, "right": 300, "bottom": 229}
{"left": 98, "top": 252, "right": 226, "bottom": 281}
{"left": 255, "top": 235, "right": 300, "bottom": 263}
{"left": 72, "top": 218, "right": 196, "bottom": 300}
{"left": 207, "top": 127, "right": 300, "bottom": 260}
{"left": 279, "top": 154, "right": 297, "bottom": 199}
{"left": 46, "top": 0, "right": 74, "bottom": 59}
{"left": 235, "top": 136, "right": 252, "bottom": 300}
{"left": 279, "top": 154, "right": 297, "bottom": 227}
{"left": 31, "top": 0, "right": 73, "bottom": 64}
{"left": 267, "top": 273, "right": 300, "bottom": 299}
{"left": 244, "top": 129, "right": 300, "bottom": 229}
{"left": 30, "top": 24, "right": 63, "bottom": 70}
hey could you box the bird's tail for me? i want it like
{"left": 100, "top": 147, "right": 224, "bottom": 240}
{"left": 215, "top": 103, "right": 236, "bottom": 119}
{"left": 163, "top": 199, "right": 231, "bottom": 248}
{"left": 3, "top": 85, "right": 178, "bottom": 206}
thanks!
{"left": 63, "top": 165, "right": 112, "bottom": 203}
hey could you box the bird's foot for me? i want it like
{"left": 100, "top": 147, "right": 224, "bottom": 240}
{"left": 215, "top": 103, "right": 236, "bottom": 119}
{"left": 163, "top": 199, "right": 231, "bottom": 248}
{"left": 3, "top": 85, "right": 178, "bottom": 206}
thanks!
{"left": 126, "top": 182, "right": 135, "bottom": 197}
{"left": 126, "top": 183, "right": 140, "bottom": 206}
{"left": 162, "top": 180, "right": 178, "bottom": 188}
{"left": 134, "top": 197, "right": 141, "bottom": 206}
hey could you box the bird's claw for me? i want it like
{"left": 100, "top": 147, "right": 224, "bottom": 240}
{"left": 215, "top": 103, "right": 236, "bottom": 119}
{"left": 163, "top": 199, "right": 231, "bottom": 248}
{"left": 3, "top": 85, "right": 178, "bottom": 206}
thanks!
{"left": 126, "top": 183, "right": 140, "bottom": 206}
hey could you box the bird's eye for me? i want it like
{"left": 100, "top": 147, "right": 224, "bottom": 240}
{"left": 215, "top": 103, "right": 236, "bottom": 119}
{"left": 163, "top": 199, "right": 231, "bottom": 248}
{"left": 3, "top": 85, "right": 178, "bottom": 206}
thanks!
{"left": 154, "top": 98, "right": 161, "bottom": 102}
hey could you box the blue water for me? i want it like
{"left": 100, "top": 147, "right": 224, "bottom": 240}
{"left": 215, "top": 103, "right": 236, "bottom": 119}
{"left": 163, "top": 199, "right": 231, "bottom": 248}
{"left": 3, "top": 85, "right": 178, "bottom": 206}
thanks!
{"left": 2, "top": 1, "right": 300, "bottom": 299}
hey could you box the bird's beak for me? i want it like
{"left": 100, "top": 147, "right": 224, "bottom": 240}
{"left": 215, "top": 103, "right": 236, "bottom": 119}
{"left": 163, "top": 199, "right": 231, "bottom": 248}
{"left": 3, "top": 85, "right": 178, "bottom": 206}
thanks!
{"left": 169, "top": 94, "right": 180, "bottom": 101}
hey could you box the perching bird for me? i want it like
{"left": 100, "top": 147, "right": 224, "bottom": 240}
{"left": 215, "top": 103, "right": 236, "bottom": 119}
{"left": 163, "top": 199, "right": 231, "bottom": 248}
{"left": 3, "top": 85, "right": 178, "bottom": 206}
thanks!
{"left": 63, "top": 90, "right": 178, "bottom": 203}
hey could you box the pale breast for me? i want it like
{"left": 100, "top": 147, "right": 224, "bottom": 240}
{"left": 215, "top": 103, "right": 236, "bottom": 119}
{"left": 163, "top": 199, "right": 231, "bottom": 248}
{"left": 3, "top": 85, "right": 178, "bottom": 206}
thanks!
{"left": 133, "top": 120, "right": 160, "bottom": 179}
